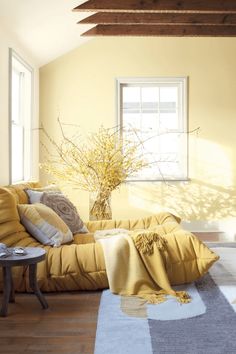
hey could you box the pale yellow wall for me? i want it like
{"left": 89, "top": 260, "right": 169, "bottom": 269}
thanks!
{"left": 0, "top": 25, "right": 39, "bottom": 185}
{"left": 40, "top": 37, "right": 236, "bottom": 230}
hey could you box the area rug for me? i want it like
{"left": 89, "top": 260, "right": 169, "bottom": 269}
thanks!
{"left": 94, "top": 243, "right": 236, "bottom": 354}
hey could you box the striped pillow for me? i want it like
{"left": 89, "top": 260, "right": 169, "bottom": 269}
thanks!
{"left": 18, "top": 203, "right": 73, "bottom": 247}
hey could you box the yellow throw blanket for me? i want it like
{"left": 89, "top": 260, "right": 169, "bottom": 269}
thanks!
{"left": 95, "top": 229, "right": 190, "bottom": 304}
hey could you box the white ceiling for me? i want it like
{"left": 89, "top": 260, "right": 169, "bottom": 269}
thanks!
{"left": 0, "top": 0, "right": 94, "bottom": 67}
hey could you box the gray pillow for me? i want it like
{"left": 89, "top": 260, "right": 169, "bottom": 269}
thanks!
{"left": 40, "top": 192, "right": 88, "bottom": 234}
{"left": 26, "top": 189, "right": 45, "bottom": 204}
{"left": 25, "top": 186, "right": 61, "bottom": 204}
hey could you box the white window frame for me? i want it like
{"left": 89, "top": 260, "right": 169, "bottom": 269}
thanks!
{"left": 116, "top": 77, "right": 188, "bottom": 181}
{"left": 9, "top": 49, "right": 33, "bottom": 184}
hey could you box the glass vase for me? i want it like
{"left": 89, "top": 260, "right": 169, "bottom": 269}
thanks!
{"left": 89, "top": 191, "right": 112, "bottom": 221}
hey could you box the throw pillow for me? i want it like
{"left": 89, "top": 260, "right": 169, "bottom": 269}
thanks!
{"left": 25, "top": 185, "right": 61, "bottom": 204}
{"left": 40, "top": 193, "right": 88, "bottom": 234}
{"left": 18, "top": 203, "right": 73, "bottom": 247}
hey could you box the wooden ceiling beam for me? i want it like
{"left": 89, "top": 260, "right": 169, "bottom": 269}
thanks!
{"left": 78, "top": 12, "right": 236, "bottom": 25}
{"left": 81, "top": 24, "right": 236, "bottom": 36}
{"left": 74, "top": 0, "right": 236, "bottom": 14}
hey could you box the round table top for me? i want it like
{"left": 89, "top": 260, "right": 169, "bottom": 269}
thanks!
{"left": 0, "top": 247, "right": 46, "bottom": 266}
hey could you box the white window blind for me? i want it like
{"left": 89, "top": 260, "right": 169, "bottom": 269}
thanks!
{"left": 117, "top": 77, "right": 188, "bottom": 181}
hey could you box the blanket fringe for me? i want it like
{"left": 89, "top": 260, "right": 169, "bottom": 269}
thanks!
{"left": 132, "top": 231, "right": 168, "bottom": 255}
{"left": 174, "top": 291, "right": 191, "bottom": 304}
{"left": 137, "top": 292, "right": 167, "bottom": 304}
{"left": 137, "top": 290, "right": 191, "bottom": 304}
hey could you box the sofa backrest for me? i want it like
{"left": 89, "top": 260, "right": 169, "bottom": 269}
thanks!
{"left": 0, "top": 187, "right": 26, "bottom": 245}
{"left": 5, "top": 182, "right": 40, "bottom": 204}
{"left": 0, "top": 182, "right": 40, "bottom": 246}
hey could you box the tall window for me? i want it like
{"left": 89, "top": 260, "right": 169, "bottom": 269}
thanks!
{"left": 117, "top": 77, "right": 188, "bottom": 181}
{"left": 10, "top": 50, "right": 33, "bottom": 183}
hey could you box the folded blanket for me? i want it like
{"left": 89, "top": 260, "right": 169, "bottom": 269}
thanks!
{"left": 95, "top": 229, "right": 190, "bottom": 304}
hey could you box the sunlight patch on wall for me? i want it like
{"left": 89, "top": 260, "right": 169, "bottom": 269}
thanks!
{"left": 126, "top": 137, "right": 236, "bottom": 222}
{"left": 190, "top": 137, "right": 233, "bottom": 187}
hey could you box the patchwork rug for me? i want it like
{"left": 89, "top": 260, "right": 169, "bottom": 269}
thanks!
{"left": 94, "top": 243, "right": 236, "bottom": 354}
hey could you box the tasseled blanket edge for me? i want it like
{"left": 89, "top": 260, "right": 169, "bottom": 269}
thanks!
{"left": 131, "top": 231, "right": 168, "bottom": 255}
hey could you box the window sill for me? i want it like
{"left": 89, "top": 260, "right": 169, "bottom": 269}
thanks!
{"left": 124, "top": 178, "right": 191, "bottom": 183}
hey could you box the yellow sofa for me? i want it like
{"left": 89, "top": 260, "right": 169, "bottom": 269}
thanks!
{"left": 0, "top": 183, "right": 182, "bottom": 293}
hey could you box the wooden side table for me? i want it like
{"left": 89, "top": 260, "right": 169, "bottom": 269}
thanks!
{"left": 0, "top": 247, "right": 48, "bottom": 317}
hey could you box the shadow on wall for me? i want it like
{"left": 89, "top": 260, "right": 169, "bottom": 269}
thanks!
{"left": 127, "top": 136, "right": 236, "bottom": 222}
{"left": 127, "top": 179, "right": 236, "bottom": 221}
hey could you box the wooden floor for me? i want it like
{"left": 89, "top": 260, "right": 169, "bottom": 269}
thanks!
{"left": 0, "top": 232, "right": 233, "bottom": 354}
{"left": 0, "top": 291, "right": 101, "bottom": 354}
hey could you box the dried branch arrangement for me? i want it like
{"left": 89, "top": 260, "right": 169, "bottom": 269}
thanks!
{"left": 40, "top": 120, "right": 200, "bottom": 220}
{"left": 40, "top": 120, "right": 148, "bottom": 220}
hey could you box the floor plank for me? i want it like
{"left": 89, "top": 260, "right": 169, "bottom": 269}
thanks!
{"left": 0, "top": 291, "right": 101, "bottom": 354}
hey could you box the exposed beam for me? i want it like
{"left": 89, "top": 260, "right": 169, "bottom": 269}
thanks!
{"left": 78, "top": 12, "right": 236, "bottom": 25}
{"left": 74, "top": 0, "right": 236, "bottom": 14}
{"left": 81, "top": 24, "right": 236, "bottom": 36}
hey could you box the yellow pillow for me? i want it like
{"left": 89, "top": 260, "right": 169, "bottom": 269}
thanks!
{"left": 18, "top": 203, "right": 73, "bottom": 247}
{"left": 161, "top": 230, "right": 219, "bottom": 284}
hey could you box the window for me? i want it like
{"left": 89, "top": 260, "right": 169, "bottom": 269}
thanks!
{"left": 10, "top": 50, "right": 33, "bottom": 183}
{"left": 117, "top": 77, "right": 188, "bottom": 181}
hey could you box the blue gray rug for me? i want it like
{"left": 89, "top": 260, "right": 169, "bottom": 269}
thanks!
{"left": 95, "top": 243, "right": 236, "bottom": 354}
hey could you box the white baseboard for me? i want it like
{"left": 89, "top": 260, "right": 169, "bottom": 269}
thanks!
{"left": 181, "top": 219, "right": 236, "bottom": 241}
